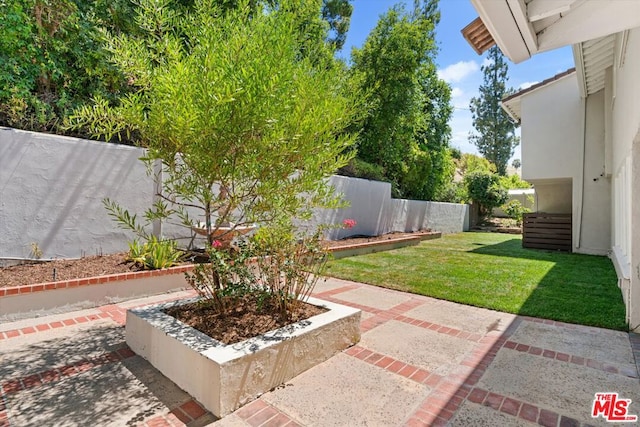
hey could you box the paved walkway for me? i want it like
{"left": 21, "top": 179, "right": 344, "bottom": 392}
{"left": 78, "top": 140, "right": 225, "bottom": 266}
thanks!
{"left": 1, "top": 278, "right": 639, "bottom": 426}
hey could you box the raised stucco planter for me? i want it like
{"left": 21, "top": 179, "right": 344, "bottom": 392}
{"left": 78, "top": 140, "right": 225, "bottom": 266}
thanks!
{"left": 0, "top": 265, "right": 193, "bottom": 317}
{"left": 125, "top": 296, "right": 361, "bottom": 417}
{"left": 328, "top": 231, "right": 441, "bottom": 259}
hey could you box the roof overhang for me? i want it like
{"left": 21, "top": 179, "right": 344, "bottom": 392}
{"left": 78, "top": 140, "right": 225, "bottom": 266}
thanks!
{"left": 572, "top": 34, "right": 616, "bottom": 97}
{"left": 501, "top": 68, "right": 576, "bottom": 122}
{"left": 467, "top": 0, "right": 640, "bottom": 64}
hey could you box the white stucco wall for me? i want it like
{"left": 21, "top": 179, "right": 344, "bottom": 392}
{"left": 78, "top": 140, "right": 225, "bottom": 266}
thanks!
{"left": 528, "top": 179, "right": 572, "bottom": 214}
{"left": 0, "top": 128, "right": 151, "bottom": 260}
{"left": 579, "top": 91, "right": 611, "bottom": 255}
{"left": 609, "top": 28, "right": 640, "bottom": 331}
{"left": 520, "top": 75, "right": 582, "bottom": 182}
{"left": 0, "top": 130, "right": 469, "bottom": 260}
{"left": 518, "top": 73, "right": 611, "bottom": 255}
{"left": 314, "top": 175, "right": 470, "bottom": 240}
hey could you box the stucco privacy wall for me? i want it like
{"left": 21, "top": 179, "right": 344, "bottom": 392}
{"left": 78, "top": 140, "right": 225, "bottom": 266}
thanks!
{"left": 1, "top": 129, "right": 469, "bottom": 259}
{"left": 0, "top": 127, "right": 151, "bottom": 260}
{"left": 315, "top": 175, "right": 469, "bottom": 240}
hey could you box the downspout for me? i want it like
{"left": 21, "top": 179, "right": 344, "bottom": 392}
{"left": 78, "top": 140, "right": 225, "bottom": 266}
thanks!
{"left": 576, "top": 96, "right": 587, "bottom": 250}
{"left": 572, "top": 43, "right": 587, "bottom": 251}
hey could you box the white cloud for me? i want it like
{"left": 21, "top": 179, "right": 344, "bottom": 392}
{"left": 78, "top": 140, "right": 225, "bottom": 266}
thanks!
{"left": 519, "top": 81, "right": 539, "bottom": 90}
{"left": 482, "top": 57, "right": 493, "bottom": 67}
{"left": 437, "top": 61, "right": 479, "bottom": 83}
{"left": 450, "top": 87, "right": 464, "bottom": 98}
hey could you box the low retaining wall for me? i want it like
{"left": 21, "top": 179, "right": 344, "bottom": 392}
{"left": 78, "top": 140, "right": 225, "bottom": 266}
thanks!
{"left": 0, "top": 265, "right": 193, "bottom": 318}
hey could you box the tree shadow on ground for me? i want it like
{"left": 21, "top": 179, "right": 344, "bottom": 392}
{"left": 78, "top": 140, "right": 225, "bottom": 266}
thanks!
{"left": 0, "top": 323, "right": 214, "bottom": 426}
{"left": 469, "top": 237, "right": 626, "bottom": 331}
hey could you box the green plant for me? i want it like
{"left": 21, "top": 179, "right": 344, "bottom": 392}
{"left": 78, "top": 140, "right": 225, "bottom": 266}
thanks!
{"left": 186, "top": 239, "right": 257, "bottom": 314}
{"left": 499, "top": 174, "right": 531, "bottom": 190}
{"left": 464, "top": 171, "right": 508, "bottom": 221}
{"left": 251, "top": 224, "right": 329, "bottom": 319}
{"left": 502, "top": 199, "right": 530, "bottom": 226}
{"left": 30, "top": 242, "right": 43, "bottom": 259}
{"left": 128, "top": 236, "right": 183, "bottom": 270}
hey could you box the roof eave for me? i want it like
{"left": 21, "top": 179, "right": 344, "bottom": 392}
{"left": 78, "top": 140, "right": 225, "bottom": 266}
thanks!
{"left": 469, "top": 0, "right": 534, "bottom": 63}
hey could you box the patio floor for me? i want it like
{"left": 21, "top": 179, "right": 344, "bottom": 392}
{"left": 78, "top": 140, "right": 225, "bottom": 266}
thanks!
{"left": 1, "top": 278, "right": 639, "bottom": 426}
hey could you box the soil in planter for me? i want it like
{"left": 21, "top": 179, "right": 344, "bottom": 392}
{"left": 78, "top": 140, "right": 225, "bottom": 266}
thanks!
{"left": 164, "top": 294, "right": 327, "bottom": 345}
{"left": 321, "top": 229, "right": 432, "bottom": 249}
{"left": 0, "top": 230, "right": 434, "bottom": 287}
{"left": 0, "top": 252, "right": 141, "bottom": 287}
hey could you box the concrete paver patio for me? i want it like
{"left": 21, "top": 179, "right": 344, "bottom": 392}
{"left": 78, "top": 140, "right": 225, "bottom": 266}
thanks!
{"left": 1, "top": 278, "right": 639, "bottom": 426}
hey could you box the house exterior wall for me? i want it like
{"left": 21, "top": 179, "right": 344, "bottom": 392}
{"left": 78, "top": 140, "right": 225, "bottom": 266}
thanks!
{"left": 520, "top": 75, "right": 582, "bottom": 182}
{"left": 528, "top": 180, "right": 572, "bottom": 214}
{"left": 518, "top": 75, "right": 610, "bottom": 255}
{"left": 609, "top": 27, "right": 640, "bottom": 330}
{"left": 579, "top": 90, "right": 611, "bottom": 255}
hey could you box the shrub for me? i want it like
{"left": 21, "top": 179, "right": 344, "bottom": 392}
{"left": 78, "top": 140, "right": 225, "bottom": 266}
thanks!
{"left": 464, "top": 171, "right": 508, "bottom": 220}
{"left": 75, "top": 1, "right": 359, "bottom": 318}
{"left": 337, "top": 158, "right": 387, "bottom": 182}
{"left": 502, "top": 199, "right": 531, "bottom": 226}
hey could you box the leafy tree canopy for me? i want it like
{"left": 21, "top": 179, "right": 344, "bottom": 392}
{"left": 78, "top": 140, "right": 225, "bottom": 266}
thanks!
{"left": 347, "top": 0, "right": 454, "bottom": 200}
{"left": 69, "top": 0, "right": 360, "bottom": 244}
{"left": 0, "top": 0, "right": 352, "bottom": 138}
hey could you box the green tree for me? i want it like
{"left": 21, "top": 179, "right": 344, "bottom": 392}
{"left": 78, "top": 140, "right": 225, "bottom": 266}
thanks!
{"left": 0, "top": 0, "right": 351, "bottom": 138}
{"left": 0, "top": 0, "right": 131, "bottom": 136}
{"left": 464, "top": 171, "right": 508, "bottom": 220}
{"left": 322, "top": 0, "right": 353, "bottom": 51}
{"left": 69, "top": 0, "right": 359, "bottom": 245}
{"left": 349, "top": 0, "right": 453, "bottom": 199}
{"left": 469, "top": 46, "right": 519, "bottom": 175}
{"left": 458, "top": 153, "right": 496, "bottom": 175}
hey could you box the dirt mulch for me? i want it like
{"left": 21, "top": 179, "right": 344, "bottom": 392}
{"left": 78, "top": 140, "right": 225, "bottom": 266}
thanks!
{"left": 0, "top": 252, "right": 138, "bottom": 288}
{"left": 322, "top": 229, "right": 432, "bottom": 249}
{"left": 165, "top": 295, "right": 326, "bottom": 345}
{"left": 0, "top": 230, "right": 433, "bottom": 288}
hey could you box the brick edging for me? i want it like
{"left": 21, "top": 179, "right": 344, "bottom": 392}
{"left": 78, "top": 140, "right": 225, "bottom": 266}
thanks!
{"left": 0, "top": 265, "right": 195, "bottom": 297}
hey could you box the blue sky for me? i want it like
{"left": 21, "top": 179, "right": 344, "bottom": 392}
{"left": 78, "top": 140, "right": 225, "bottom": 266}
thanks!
{"left": 338, "top": 0, "right": 575, "bottom": 162}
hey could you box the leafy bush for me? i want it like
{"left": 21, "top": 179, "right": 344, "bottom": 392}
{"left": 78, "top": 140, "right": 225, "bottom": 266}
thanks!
{"left": 502, "top": 199, "right": 531, "bottom": 226}
{"left": 435, "top": 181, "right": 467, "bottom": 203}
{"left": 499, "top": 174, "right": 531, "bottom": 190}
{"left": 464, "top": 171, "right": 508, "bottom": 220}
{"left": 186, "top": 240, "right": 257, "bottom": 314}
{"left": 337, "top": 158, "right": 387, "bottom": 182}
{"left": 77, "top": 1, "right": 359, "bottom": 319}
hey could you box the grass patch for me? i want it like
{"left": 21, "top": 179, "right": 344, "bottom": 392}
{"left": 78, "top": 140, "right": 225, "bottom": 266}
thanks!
{"left": 326, "top": 232, "right": 627, "bottom": 330}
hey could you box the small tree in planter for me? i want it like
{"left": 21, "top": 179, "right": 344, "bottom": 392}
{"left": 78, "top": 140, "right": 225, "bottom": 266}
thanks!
{"left": 69, "top": 0, "right": 359, "bottom": 318}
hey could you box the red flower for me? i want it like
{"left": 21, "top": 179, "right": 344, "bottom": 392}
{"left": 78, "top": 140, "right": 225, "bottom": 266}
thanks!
{"left": 342, "top": 218, "right": 357, "bottom": 229}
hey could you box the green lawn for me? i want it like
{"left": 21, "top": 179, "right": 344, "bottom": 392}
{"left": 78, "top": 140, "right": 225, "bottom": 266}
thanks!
{"left": 325, "top": 232, "right": 627, "bottom": 330}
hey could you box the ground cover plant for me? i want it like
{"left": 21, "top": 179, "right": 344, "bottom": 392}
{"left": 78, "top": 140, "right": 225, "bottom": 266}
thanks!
{"left": 326, "top": 232, "right": 626, "bottom": 330}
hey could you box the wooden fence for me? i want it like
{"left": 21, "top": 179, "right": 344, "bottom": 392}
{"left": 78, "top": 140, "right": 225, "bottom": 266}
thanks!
{"left": 522, "top": 213, "right": 572, "bottom": 251}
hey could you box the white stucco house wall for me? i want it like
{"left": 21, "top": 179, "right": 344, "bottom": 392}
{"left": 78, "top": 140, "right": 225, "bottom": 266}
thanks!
{"left": 465, "top": 0, "right": 640, "bottom": 331}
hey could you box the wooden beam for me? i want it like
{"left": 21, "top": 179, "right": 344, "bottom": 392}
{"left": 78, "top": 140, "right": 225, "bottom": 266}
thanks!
{"left": 527, "top": 0, "right": 575, "bottom": 22}
{"left": 470, "top": 0, "right": 532, "bottom": 63}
